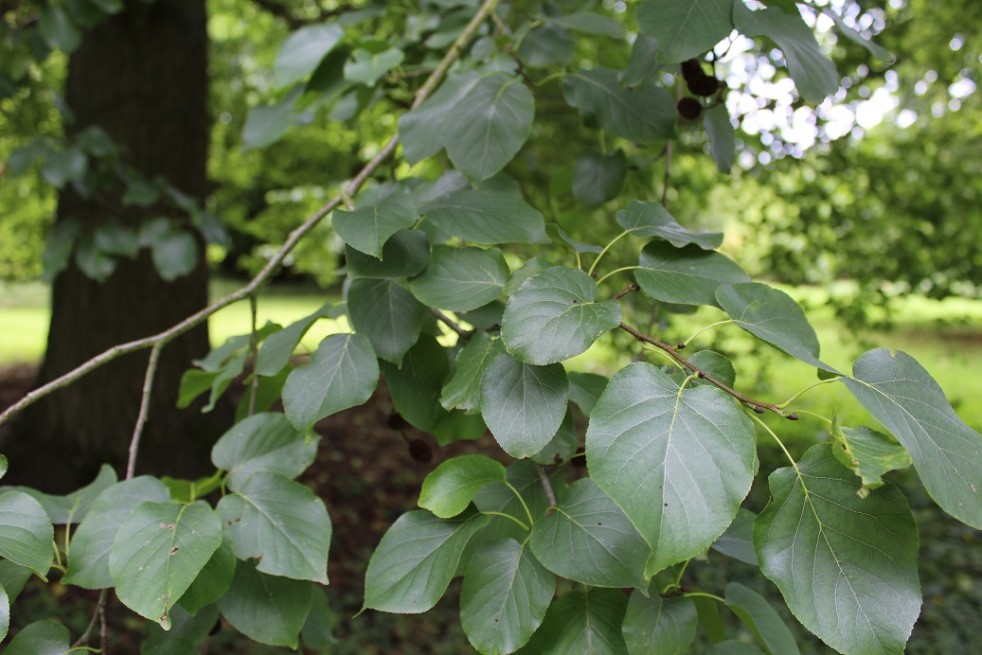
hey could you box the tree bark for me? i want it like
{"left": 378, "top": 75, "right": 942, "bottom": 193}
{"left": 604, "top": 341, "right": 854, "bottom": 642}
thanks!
{"left": 4, "top": 0, "right": 228, "bottom": 492}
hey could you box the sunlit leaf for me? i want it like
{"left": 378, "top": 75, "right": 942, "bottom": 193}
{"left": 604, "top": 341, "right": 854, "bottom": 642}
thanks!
{"left": 830, "top": 420, "right": 912, "bottom": 497}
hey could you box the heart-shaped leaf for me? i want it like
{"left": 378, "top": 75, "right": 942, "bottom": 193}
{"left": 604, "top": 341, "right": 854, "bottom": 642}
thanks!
{"left": 419, "top": 455, "right": 506, "bottom": 519}
{"left": 501, "top": 267, "right": 620, "bottom": 365}
{"left": 217, "top": 562, "right": 313, "bottom": 648}
{"left": 754, "top": 444, "right": 921, "bottom": 654}
{"left": 636, "top": 241, "right": 749, "bottom": 306}
{"left": 399, "top": 71, "right": 481, "bottom": 164}
{"left": 0, "top": 491, "right": 53, "bottom": 577}
{"left": 622, "top": 591, "right": 698, "bottom": 655}
{"left": 274, "top": 24, "right": 345, "bottom": 88}
{"left": 409, "top": 246, "right": 510, "bottom": 311}
{"left": 110, "top": 501, "right": 222, "bottom": 630}
{"left": 515, "top": 588, "right": 629, "bottom": 655}
{"left": 347, "top": 278, "right": 426, "bottom": 364}
{"left": 586, "top": 362, "right": 756, "bottom": 576}
{"left": 255, "top": 302, "right": 336, "bottom": 376}
{"left": 347, "top": 230, "right": 430, "bottom": 279}
{"left": 716, "top": 283, "right": 840, "bottom": 373}
{"left": 842, "top": 348, "right": 982, "bottom": 528}
{"left": 637, "top": 0, "right": 734, "bottom": 64}
{"left": 363, "top": 510, "right": 489, "bottom": 613}
{"left": 461, "top": 539, "right": 555, "bottom": 655}
{"left": 212, "top": 413, "right": 317, "bottom": 487}
{"left": 2, "top": 620, "right": 70, "bottom": 655}
{"left": 724, "top": 582, "right": 800, "bottom": 655}
{"left": 441, "top": 333, "right": 505, "bottom": 413}
{"left": 529, "top": 479, "right": 648, "bottom": 590}
{"left": 424, "top": 188, "right": 547, "bottom": 245}
{"left": 282, "top": 333, "right": 379, "bottom": 432}
{"left": 480, "top": 353, "right": 569, "bottom": 458}
{"left": 333, "top": 192, "right": 417, "bottom": 258}
{"left": 563, "top": 69, "right": 676, "bottom": 142}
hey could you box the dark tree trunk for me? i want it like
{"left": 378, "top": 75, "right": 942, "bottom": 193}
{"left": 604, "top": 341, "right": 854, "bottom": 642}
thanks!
{"left": 4, "top": 0, "right": 229, "bottom": 492}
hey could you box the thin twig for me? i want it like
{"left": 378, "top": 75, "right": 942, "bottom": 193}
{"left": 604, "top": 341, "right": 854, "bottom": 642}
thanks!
{"left": 612, "top": 283, "right": 639, "bottom": 301}
{"left": 429, "top": 307, "right": 470, "bottom": 339}
{"left": 71, "top": 589, "right": 108, "bottom": 649}
{"left": 536, "top": 465, "right": 557, "bottom": 513}
{"left": 618, "top": 322, "right": 793, "bottom": 418}
{"left": 247, "top": 293, "right": 260, "bottom": 416}
{"left": 0, "top": 0, "right": 501, "bottom": 432}
{"left": 661, "top": 139, "right": 673, "bottom": 207}
{"left": 126, "top": 343, "right": 162, "bottom": 479}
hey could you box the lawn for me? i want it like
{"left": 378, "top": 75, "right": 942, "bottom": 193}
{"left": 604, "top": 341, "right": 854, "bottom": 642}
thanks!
{"left": 2, "top": 277, "right": 980, "bottom": 436}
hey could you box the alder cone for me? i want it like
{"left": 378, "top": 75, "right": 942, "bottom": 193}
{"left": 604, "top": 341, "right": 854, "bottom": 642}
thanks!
{"left": 688, "top": 73, "right": 720, "bottom": 97}
{"left": 408, "top": 438, "right": 433, "bottom": 462}
{"left": 677, "top": 97, "right": 703, "bottom": 120}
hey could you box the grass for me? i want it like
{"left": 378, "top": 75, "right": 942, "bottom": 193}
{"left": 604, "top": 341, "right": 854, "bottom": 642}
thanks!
{"left": 2, "top": 278, "right": 980, "bottom": 434}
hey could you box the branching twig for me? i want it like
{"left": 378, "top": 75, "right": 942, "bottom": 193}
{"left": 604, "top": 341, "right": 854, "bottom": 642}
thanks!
{"left": 71, "top": 588, "right": 108, "bottom": 649}
{"left": 612, "top": 283, "right": 639, "bottom": 301}
{"left": 126, "top": 343, "right": 162, "bottom": 479}
{"left": 429, "top": 308, "right": 470, "bottom": 339}
{"left": 537, "top": 465, "right": 557, "bottom": 513}
{"left": 0, "top": 0, "right": 501, "bottom": 433}
{"left": 618, "top": 322, "right": 795, "bottom": 419}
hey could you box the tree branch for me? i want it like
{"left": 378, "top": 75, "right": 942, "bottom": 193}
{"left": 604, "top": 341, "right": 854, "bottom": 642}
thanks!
{"left": 0, "top": 0, "right": 501, "bottom": 432}
{"left": 617, "top": 322, "right": 796, "bottom": 419}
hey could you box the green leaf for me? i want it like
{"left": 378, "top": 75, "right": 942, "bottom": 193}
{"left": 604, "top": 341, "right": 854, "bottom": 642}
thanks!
{"left": 143, "top": 604, "right": 219, "bottom": 655}
{"left": 333, "top": 192, "right": 418, "bottom": 258}
{"left": 177, "top": 536, "right": 236, "bottom": 615}
{"left": 461, "top": 539, "right": 555, "bottom": 655}
{"left": 516, "top": 589, "right": 629, "bottom": 655}
{"left": 831, "top": 421, "right": 913, "bottom": 498}
{"left": 282, "top": 333, "right": 379, "bottom": 431}
{"left": 344, "top": 47, "right": 404, "bottom": 86}
{"left": 529, "top": 479, "right": 648, "bottom": 589}
{"left": 39, "top": 6, "right": 81, "bottom": 52}
{"left": 301, "top": 587, "right": 337, "bottom": 650}
{"left": 842, "top": 349, "right": 982, "bottom": 528}
{"left": 573, "top": 150, "right": 628, "bottom": 208}
{"left": 531, "top": 407, "right": 577, "bottom": 465}
{"left": 472, "top": 461, "right": 556, "bottom": 545}
{"left": 444, "top": 75, "right": 534, "bottom": 182}
{"left": 0, "top": 560, "right": 31, "bottom": 603}
{"left": 824, "top": 9, "right": 893, "bottom": 63}
{"left": 616, "top": 201, "right": 722, "bottom": 250}
{"left": 347, "top": 230, "right": 430, "bottom": 279}
{"left": 74, "top": 232, "right": 116, "bottom": 282}
{"left": 637, "top": 0, "right": 734, "bottom": 64}
{"left": 217, "top": 473, "right": 331, "bottom": 583}
{"left": 409, "top": 246, "right": 509, "bottom": 312}
{"left": 151, "top": 228, "right": 199, "bottom": 282}
{"left": 693, "top": 596, "right": 727, "bottom": 644}
{"left": 63, "top": 477, "right": 170, "bottom": 589}
{"left": 704, "top": 104, "right": 737, "bottom": 173}
{"left": 716, "top": 283, "right": 839, "bottom": 373}
{"left": 275, "top": 24, "right": 345, "bottom": 88}
{"left": 501, "top": 267, "right": 621, "bottom": 365}
{"left": 441, "top": 333, "right": 505, "bottom": 413}
{"left": 424, "top": 188, "right": 547, "bottom": 245}
{"left": 432, "top": 410, "right": 488, "bottom": 446}
{"left": 517, "top": 24, "right": 574, "bottom": 67}
{"left": 733, "top": 3, "right": 839, "bottom": 103}
{"left": 688, "top": 350, "right": 737, "bottom": 389}
{"left": 622, "top": 592, "right": 697, "bottom": 655}
{"left": 419, "top": 455, "right": 506, "bottom": 519}
{"left": 0, "top": 454, "right": 6, "bottom": 481}
{"left": 636, "top": 242, "right": 749, "bottom": 307}
{"left": 110, "top": 501, "right": 222, "bottom": 629}
{"left": 0, "top": 582, "right": 7, "bottom": 643}
{"left": 2, "top": 620, "right": 70, "bottom": 655}
{"left": 363, "top": 510, "right": 489, "bottom": 613}
{"left": 549, "top": 11, "right": 625, "bottom": 39}
{"left": 622, "top": 35, "right": 662, "bottom": 88}
{"left": 0, "top": 491, "right": 53, "bottom": 577}
{"left": 347, "top": 278, "right": 426, "bottom": 364}
{"left": 480, "top": 353, "right": 569, "bottom": 458}
{"left": 586, "top": 362, "right": 757, "bottom": 576}
{"left": 564, "top": 69, "right": 676, "bottom": 142}
{"left": 211, "top": 413, "right": 317, "bottom": 488}
{"left": 724, "top": 582, "right": 800, "bottom": 655}
{"left": 242, "top": 88, "right": 300, "bottom": 150}
{"left": 711, "top": 508, "right": 758, "bottom": 566}
{"left": 399, "top": 71, "right": 481, "bottom": 164}
{"left": 94, "top": 223, "right": 139, "bottom": 259}
{"left": 217, "top": 562, "right": 313, "bottom": 648}
{"left": 709, "top": 641, "right": 767, "bottom": 655}
{"left": 754, "top": 443, "right": 921, "bottom": 654}
{"left": 255, "top": 302, "right": 336, "bottom": 376}
{"left": 41, "top": 148, "right": 88, "bottom": 188}
{"left": 382, "top": 335, "right": 451, "bottom": 431}
{"left": 568, "top": 372, "right": 608, "bottom": 417}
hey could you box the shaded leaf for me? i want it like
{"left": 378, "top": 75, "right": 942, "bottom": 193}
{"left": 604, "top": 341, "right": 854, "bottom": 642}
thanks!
{"left": 424, "top": 188, "right": 547, "bottom": 245}
{"left": 480, "top": 353, "right": 569, "bottom": 459}
{"left": 586, "top": 362, "right": 756, "bottom": 576}
{"left": 7, "top": 464, "right": 116, "bottom": 525}
{"left": 716, "top": 283, "right": 840, "bottom": 373}
{"left": 754, "top": 444, "right": 921, "bottom": 654}
{"left": 568, "top": 371, "right": 608, "bottom": 417}
{"left": 516, "top": 589, "right": 628, "bottom": 655}
{"left": 176, "top": 536, "right": 236, "bottom": 616}
{"left": 347, "top": 278, "right": 426, "bottom": 364}
{"left": 275, "top": 24, "right": 345, "bottom": 88}
{"left": 636, "top": 241, "right": 748, "bottom": 307}
{"left": 461, "top": 539, "right": 555, "bottom": 655}
{"left": 211, "top": 413, "right": 317, "bottom": 487}
{"left": 616, "top": 200, "right": 722, "bottom": 250}
{"left": 529, "top": 479, "right": 648, "bottom": 589}
{"left": 704, "top": 104, "right": 737, "bottom": 173}
{"left": 441, "top": 333, "right": 505, "bottom": 413}
{"left": 399, "top": 71, "right": 481, "bottom": 164}
{"left": 637, "top": 0, "right": 734, "bottom": 64}
{"left": 517, "top": 24, "right": 574, "bottom": 67}
{"left": 3, "top": 620, "right": 70, "bottom": 655}
{"left": 282, "top": 333, "right": 379, "bottom": 431}
{"left": 143, "top": 605, "right": 219, "bottom": 655}
{"left": 688, "top": 350, "right": 737, "bottom": 389}
{"left": 0, "top": 491, "right": 53, "bottom": 577}
{"left": 573, "top": 151, "right": 628, "bottom": 208}
{"left": 409, "top": 246, "right": 509, "bottom": 312}
{"left": 347, "top": 230, "right": 430, "bottom": 279}
{"left": 622, "top": 591, "right": 697, "bottom": 655}
{"left": 344, "top": 47, "right": 404, "bottom": 86}
{"left": 711, "top": 508, "right": 758, "bottom": 566}
{"left": 217, "top": 562, "right": 313, "bottom": 648}
{"left": 725, "top": 582, "right": 800, "bottom": 655}
{"left": 333, "top": 192, "right": 417, "bottom": 258}
{"left": 110, "top": 501, "right": 222, "bottom": 629}
{"left": 363, "top": 510, "right": 489, "bottom": 613}
{"left": 564, "top": 69, "right": 676, "bottom": 142}
{"left": 531, "top": 407, "right": 577, "bottom": 466}
{"left": 842, "top": 349, "right": 982, "bottom": 528}
{"left": 255, "top": 302, "right": 336, "bottom": 376}
{"left": 501, "top": 267, "right": 620, "bottom": 365}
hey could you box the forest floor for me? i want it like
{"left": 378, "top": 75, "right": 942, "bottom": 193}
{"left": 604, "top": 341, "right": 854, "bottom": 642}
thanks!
{"left": 1, "top": 364, "right": 980, "bottom": 654}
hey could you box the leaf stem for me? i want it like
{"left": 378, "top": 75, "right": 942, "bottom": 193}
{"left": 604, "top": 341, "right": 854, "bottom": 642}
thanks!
{"left": 504, "top": 480, "right": 536, "bottom": 528}
{"left": 681, "top": 319, "right": 734, "bottom": 348}
{"left": 683, "top": 590, "right": 726, "bottom": 604}
{"left": 790, "top": 409, "right": 833, "bottom": 424}
{"left": 71, "top": 589, "right": 108, "bottom": 649}
{"left": 750, "top": 413, "right": 799, "bottom": 471}
{"left": 776, "top": 378, "right": 838, "bottom": 408}
{"left": 596, "top": 266, "right": 641, "bottom": 286}
{"left": 588, "top": 230, "right": 631, "bottom": 277}
{"left": 481, "top": 511, "right": 529, "bottom": 532}
{"left": 619, "top": 322, "right": 791, "bottom": 418}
